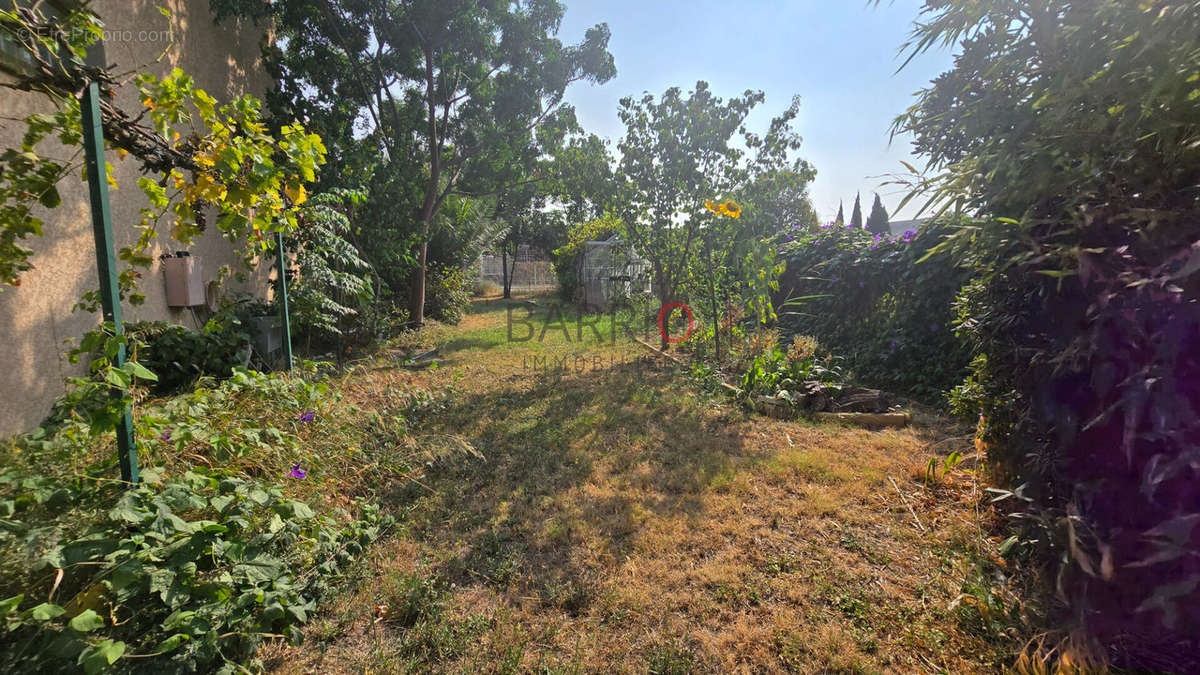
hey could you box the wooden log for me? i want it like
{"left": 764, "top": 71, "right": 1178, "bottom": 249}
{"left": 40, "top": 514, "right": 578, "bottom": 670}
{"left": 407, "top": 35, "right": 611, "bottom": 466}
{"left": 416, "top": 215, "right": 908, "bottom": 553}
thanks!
{"left": 813, "top": 412, "right": 911, "bottom": 428}
{"left": 752, "top": 395, "right": 793, "bottom": 419}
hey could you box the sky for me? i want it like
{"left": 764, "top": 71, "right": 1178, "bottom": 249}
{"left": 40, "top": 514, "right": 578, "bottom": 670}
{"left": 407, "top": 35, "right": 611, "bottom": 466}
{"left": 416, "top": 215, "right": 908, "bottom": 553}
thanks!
{"left": 555, "top": 0, "right": 954, "bottom": 222}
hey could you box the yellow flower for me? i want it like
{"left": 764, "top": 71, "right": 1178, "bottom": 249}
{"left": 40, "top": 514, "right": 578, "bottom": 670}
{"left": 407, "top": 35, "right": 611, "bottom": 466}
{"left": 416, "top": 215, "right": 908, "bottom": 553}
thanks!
{"left": 705, "top": 199, "right": 742, "bottom": 218}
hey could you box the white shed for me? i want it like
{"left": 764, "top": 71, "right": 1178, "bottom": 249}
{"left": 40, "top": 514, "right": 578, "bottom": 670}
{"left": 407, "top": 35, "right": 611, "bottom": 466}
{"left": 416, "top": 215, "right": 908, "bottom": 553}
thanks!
{"left": 578, "top": 236, "right": 652, "bottom": 311}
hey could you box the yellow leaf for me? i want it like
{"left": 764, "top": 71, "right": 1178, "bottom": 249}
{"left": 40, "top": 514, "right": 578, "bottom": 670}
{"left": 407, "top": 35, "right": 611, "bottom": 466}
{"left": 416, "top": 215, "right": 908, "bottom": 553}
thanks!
{"left": 194, "top": 174, "right": 227, "bottom": 202}
{"left": 284, "top": 184, "right": 307, "bottom": 205}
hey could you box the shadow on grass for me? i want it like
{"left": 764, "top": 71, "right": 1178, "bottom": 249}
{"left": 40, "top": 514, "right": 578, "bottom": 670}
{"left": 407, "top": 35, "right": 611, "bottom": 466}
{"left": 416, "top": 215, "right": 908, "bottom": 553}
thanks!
{"left": 390, "top": 358, "right": 746, "bottom": 614}
{"left": 439, "top": 334, "right": 508, "bottom": 354}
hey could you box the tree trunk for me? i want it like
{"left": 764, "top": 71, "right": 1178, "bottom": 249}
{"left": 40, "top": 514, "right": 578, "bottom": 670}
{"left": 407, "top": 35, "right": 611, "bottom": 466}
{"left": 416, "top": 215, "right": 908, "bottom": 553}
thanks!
{"left": 409, "top": 45, "right": 439, "bottom": 327}
{"left": 502, "top": 241, "right": 512, "bottom": 299}
{"left": 408, "top": 239, "right": 427, "bottom": 326}
{"left": 653, "top": 263, "right": 670, "bottom": 350}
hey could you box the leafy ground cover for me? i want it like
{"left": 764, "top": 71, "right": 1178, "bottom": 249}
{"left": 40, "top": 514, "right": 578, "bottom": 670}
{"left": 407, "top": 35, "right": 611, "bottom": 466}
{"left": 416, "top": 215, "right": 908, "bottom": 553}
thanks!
{"left": 257, "top": 296, "right": 1037, "bottom": 673}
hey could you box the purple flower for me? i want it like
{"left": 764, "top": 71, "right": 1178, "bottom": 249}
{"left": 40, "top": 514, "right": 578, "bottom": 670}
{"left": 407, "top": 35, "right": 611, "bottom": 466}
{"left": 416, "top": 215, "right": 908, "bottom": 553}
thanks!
{"left": 298, "top": 411, "right": 316, "bottom": 422}
{"left": 288, "top": 464, "right": 307, "bottom": 479}
{"left": 901, "top": 229, "right": 918, "bottom": 243}
{"left": 889, "top": 339, "right": 899, "bottom": 351}
{"left": 930, "top": 323, "right": 939, "bottom": 332}
{"left": 158, "top": 429, "right": 172, "bottom": 442}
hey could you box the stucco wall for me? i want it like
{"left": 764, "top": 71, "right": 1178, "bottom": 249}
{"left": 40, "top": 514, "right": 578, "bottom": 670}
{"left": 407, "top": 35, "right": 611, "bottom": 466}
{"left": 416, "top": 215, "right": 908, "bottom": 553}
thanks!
{"left": 0, "top": 1, "right": 272, "bottom": 435}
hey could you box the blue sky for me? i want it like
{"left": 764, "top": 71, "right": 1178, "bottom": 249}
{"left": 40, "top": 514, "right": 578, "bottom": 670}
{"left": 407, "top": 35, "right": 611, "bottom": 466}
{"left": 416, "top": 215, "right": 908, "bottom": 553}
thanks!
{"left": 556, "top": 0, "right": 953, "bottom": 222}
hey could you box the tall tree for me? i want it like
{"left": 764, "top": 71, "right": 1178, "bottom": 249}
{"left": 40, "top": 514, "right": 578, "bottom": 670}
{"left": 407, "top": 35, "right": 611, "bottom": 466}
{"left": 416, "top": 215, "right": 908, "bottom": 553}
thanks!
{"left": 849, "top": 192, "right": 863, "bottom": 229}
{"left": 615, "top": 83, "right": 814, "bottom": 347}
{"left": 615, "top": 82, "right": 757, "bottom": 338}
{"left": 865, "top": 193, "right": 889, "bottom": 234}
{"left": 835, "top": 201, "right": 845, "bottom": 225}
{"left": 212, "top": 0, "right": 616, "bottom": 324}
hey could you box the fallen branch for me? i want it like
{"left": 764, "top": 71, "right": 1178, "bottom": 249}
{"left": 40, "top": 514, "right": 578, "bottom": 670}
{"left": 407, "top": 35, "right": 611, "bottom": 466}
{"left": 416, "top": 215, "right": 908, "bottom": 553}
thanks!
{"left": 889, "top": 475, "right": 926, "bottom": 533}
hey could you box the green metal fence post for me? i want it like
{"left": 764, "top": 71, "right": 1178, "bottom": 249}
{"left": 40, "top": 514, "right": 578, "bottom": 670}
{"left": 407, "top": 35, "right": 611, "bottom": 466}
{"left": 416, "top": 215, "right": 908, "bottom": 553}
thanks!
{"left": 276, "top": 231, "right": 294, "bottom": 372}
{"left": 81, "top": 82, "right": 138, "bottom": 485}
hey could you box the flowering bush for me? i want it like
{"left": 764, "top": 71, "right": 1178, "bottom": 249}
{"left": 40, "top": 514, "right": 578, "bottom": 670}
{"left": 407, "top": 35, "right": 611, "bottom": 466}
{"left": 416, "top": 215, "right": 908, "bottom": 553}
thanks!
{"left": 739, "top": 333, "right": 844, "bottom": 401}
{"left": 773, "top": 219, "right": 975, "bottom": 403}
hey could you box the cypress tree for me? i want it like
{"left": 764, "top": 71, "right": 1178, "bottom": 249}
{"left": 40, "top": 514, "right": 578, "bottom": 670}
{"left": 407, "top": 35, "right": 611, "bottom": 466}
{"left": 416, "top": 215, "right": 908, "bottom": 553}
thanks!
{"left": 850, "top": 192, "right": 863, "bottom": 229}
{"left": 835, "top": 201, "right": 844, "bottom": 225}
{"left": 866, "top": 193, "right": 890, "bottom": 234}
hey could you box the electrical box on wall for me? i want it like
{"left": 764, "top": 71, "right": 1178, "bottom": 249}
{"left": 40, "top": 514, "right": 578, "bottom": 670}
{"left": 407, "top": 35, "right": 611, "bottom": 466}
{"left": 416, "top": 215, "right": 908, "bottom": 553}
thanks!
{"left": 162, "top": 255, "right": 205, "bottom": 307}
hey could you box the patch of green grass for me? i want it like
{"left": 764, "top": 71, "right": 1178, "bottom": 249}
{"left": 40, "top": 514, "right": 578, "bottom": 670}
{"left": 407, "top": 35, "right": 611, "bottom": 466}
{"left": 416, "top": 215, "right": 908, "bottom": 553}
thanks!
{"left": 646, "top": 639, "right": 700, "bottom": 674}
{"left": 380, "top": 571, "right": 446, "bottom": 627}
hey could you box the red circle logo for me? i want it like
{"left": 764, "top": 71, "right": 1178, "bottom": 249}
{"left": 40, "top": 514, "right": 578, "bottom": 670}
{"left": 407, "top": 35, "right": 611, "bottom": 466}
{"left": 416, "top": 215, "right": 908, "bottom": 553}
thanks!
{"left": 658, "top": 302, "right": 695, "bottom": 343}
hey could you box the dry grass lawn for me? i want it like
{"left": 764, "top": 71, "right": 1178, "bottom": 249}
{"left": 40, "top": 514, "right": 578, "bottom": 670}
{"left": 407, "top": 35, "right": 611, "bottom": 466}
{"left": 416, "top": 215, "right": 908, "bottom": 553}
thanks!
{"left": 261, "top": 296, "right": 1027, "bottom": 673}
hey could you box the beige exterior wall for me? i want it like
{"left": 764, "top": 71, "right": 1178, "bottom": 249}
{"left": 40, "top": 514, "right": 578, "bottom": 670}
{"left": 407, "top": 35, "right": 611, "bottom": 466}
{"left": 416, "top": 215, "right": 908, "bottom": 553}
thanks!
{"left": 0, "top": 1, "right": 272, "bottom": 435}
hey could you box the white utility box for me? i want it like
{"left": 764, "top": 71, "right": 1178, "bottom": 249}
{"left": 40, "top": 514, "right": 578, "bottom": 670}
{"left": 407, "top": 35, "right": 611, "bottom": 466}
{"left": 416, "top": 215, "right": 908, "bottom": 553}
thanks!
{"left": 162, "top": 256, "right": 205, "bottom": 307}
{"left": 250, "top": 315, "right": 283, "bottom": 357}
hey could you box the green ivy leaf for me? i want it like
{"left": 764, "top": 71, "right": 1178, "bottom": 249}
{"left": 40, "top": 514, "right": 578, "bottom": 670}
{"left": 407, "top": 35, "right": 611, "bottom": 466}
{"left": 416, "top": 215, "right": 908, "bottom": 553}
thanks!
{"left": 157, "top": 632, "right": 189, "bottom": 653}
{"left": 127, "top": 360, "right": 159, "bottom": 382}
{"left": 28, "top": 602, "right": 66, "bottom": 621}
{"left": 0, "top": 594, "right": 23, "bottom": 620}
{"left": 104, "top": 368, "right": 131, "bottom": 389}
{"left": 69, "top": 609, "right": 105, "bottom": 632}
{"left": 37, "top": 185, "right": 61, "bottom": 209}
{"left": 78, "top": 639, "right": 125, "bottom": 674}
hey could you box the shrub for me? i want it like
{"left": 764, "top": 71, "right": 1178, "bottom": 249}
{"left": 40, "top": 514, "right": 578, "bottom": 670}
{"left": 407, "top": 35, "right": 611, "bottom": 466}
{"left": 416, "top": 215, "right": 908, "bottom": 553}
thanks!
{"left": 774, "top": 219, "right": 974, "bottom": 403}
{"left": 129, "top": 322, "right": 246, "bottom": 395}
{"left": 893, "top": 1, "right": 1200, "bottom": 665}
{"left": 472, "top": 279, "right": 501, "bottom": 297}
{"left": 424, "top": 265, "right": 472, "bottom": 325}
{"left": 126, "top": 297, "right": 271, "bottom": 394}
{"left": 738, "top": 332, "right": 844, "bottom": 401}
{"left": 0, "top": 470, "right": 385, "bottom": 673}
{"left": 286, "top": 189, "right": 376, "bottom": 351}
{"left": 0, "top": 367, "right": 395, "bottom": 673}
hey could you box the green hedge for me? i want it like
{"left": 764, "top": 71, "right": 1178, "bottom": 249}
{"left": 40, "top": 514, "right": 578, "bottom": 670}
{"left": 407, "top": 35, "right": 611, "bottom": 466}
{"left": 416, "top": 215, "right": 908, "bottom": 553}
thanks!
{"left": 774, "top": 219, "right": 975, "bottom": 403}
